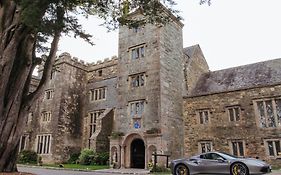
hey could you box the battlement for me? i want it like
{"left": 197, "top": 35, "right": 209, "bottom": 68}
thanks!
{"left": 55, "top": 52, "right": 89, "bottom": 70}
{"left": 37, "top": 53, "right": 119, "bottom": 75}
{"left": 88, "top": 55, "right": 119, "bottom": 71}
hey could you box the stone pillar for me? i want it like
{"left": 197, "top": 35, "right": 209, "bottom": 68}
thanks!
{"left": 118, "top": 145, "right": 122, "bottom": 168}
{"left": 121, "top": 145, "right": 125, "bottom": 168}
{"left": 145, "top": 144, "right": 148, "bottom": 169}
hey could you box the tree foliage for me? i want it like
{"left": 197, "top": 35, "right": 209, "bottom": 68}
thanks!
{"left": 200, "top": 0, "right": 212, "bottom": 6}
{"left": 0, "top": 0, "right": 180, "bottom": 172}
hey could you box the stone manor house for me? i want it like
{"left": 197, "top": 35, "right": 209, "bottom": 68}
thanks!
{"left": 20, "top": 9, "right": 281, "bottom": 168}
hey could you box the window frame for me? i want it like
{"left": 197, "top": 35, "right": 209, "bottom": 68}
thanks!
{"left": 227, "top": 106, "right": 241, "bottom": 122}
{"left": 254, "top": 97, "right": 281, "bottom": 129}
{"left": 229, "top": 140, "right": 245, "bottom": 157}
{"left": 88, "top": 110, "right": 104, "bottom": 138}
{"left": 129, "top": 73, "right": 146, "bottom": 88}
{"left": 41, "top": 111, "right": 52, "bottom": 122}
{"left": 19, "top": 135, "right": 28, "bottom": 152}
{"left": 130, "top": 45, "right": 145, "bottom": 60}
{"left": 198, "top": 141, "right": 213, "bottom": 153}
{"left": 264, "top": 138, "right": 281, "bottom": 158}
{"left": 129, "top": 100, "right": 145, "bottom": 118}
{"left": 197, "top": 109, "right": 211, "bottom": 125}
{"left": 36, "top": 134, "right": 52, "bottom": 155}
{"left": 89, "top": 87, "right": 107, "bottom": 102}
{"left": 44, "top": 89, "right": 54, "bottom": 100}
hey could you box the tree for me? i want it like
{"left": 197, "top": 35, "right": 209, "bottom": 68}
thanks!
{"left": 200, "top": 0, "right": 212, "bottom": 6}
{"left": 0, "top": 0, "right": 179, "bottom": 172}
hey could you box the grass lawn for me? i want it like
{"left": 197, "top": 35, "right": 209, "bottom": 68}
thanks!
{"left": 41, "top": 164, "right": 109, "bottom": 170}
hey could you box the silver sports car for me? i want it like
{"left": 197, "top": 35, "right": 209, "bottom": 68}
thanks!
{"left": 170, "top": 152, "right": 271, "bottom": 175}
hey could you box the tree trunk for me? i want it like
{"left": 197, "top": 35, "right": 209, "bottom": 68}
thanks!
{"left": 0, "top": 1, "right": 62, "bottom": 172}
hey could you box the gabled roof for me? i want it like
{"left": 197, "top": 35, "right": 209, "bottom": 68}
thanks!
{"left": 183, "top": 44, "right": 201, "bottom": 58}
{"left": 188, "top": 58, "right": 281, "bottom": 97}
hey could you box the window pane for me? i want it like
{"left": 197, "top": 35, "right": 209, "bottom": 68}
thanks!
{"left": 90, "top": 125, "right": 93, "bottom": 135}
{"left": 229, "top": 109, "right": 234, "bottom": 121}
{"left": 139, "top": 102, "right": 144, "bottom": 116}
{"left": 238, "top": 142, "right": 244, "bottom": 156}
{"left": 204, "top": 111, "right": 209, "bottom": 123}
{"left": 130, "top": 103, "right": 135, "bottom": 116}
{"left": 265, "top": 100, "right": 276, "bottom": 127}
{"left": 206, "top": 143, "right": 211, "bottom": 152}
{"left": 275, "top": 99, "right": 281, "bottom": 127}
{"left": 199, "top": 112, "right": 204, "bottom": 124}
{"left": 47, "top": 135, "right": 50, "bottom": 154}
{"left": 140, "top": 74, "right": 145, "bottom": 86}
{"left": 232, "top": 142, "right": 238, "bottom": 156}
{"left": 132, "top": 49, "right": 136, "bottom": 59}
{"left": 201, "top": 143, "right": 206, "bottom": 153}
{"left": 267, "top": 141, "right": 274, "bottom": 156}
{"left": 102, "top": 88, "right": 106, "bottom": 99}
{"left": 140, "top": 47, "right": 145, "bottom": 57}
{"left": 275, "top": 141, "right": 280, "bottom": 156}
{"left": 257, "top": 101, "right": 266, "bottom": 127}
{"left": 235, "top": 108, "right": 240, "bottom": 121}
{"left": 132, "top": 76, "right": 137, "bottom": 87}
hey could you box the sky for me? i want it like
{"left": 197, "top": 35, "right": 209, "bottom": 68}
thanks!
{"left": 58, "top": 0, "right": 281, "bottom": 71}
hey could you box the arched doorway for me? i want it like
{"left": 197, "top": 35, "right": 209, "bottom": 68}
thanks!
{"left": 130, "top": 139, "right": 145, "bottom": 168}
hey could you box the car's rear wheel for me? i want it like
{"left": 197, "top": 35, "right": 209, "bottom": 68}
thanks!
{"left": 230, "top": 162, "right": 249, "bottom": 175}
{"left": 174, "top": 164, "right": 189, "bottom": 175}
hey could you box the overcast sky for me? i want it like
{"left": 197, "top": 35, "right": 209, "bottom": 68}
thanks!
{"left": 58, "top": 0, "right": 281, "bottom": 71}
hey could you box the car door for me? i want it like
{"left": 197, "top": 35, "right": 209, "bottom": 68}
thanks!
{"left": 199, "top": 153, "right": 229, "bottom": 174}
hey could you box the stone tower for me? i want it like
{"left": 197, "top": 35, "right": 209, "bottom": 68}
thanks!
{"left": 109, "top": 8, "right": 185, "bottom": 169}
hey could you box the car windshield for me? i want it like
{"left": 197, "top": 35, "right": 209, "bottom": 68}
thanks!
{"left": 219, "top": 152, "right": 238, "bottom": 159}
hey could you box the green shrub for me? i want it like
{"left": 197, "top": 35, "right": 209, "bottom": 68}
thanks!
{"left": 151, "top": 165, "right": 170, "bottom": 172}
{"left": 111, "top": 131, "right": 124, "bottom": 139}
{"left": 79, "top": 149, "right": 95, "bottom": 165}
{"left": 68, "top": 152, "right": 80, "bottom": 164}
{"left": 95, "top": 152, "right": 109, "bottom": 165}
{"left": 18, "top": 150, "right": 38, "bottom": 164}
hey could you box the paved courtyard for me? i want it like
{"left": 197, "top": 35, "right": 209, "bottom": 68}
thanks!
{"left": 17, "top": 166, "right": 281, "bottom": 175}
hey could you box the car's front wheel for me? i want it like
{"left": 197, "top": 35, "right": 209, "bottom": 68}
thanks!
{"left": 230, "top": 162, "right": 249, "bottom": 175}
{"left": 174, "top": 164, "right": 189, "bottom": 175}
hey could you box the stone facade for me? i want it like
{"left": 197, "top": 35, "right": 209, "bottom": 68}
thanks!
{"left": 20, "top": 7, "right": 281, "bottom": 169}
{"left": 184, "top": 59, "right": 281, "bottom": 166}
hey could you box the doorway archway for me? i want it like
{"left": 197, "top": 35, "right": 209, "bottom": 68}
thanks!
{"left": 130, "top": 139, "right": 145, "bottom": 168}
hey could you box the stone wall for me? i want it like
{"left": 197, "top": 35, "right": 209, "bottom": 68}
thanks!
{"left": 183, "top": 84, "right": 281, "bottom": 166}
{"left": 183, "top": 45, "right": 209, "bottom": 95}
{"left": 158, "top": 19, "right": 185, "bottom": 159}
{"left": 87, "top": 56, "right": 118, "bottom": 82}
{"left": 116, "top": 22, "right": 162, "bottom": 135}
{"left": 28, "top": 53, "right": 88, "bottom": 163}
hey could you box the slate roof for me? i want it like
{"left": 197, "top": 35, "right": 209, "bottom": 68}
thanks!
{"left": 188, "top": 58, "right": 281, "bottom": 97}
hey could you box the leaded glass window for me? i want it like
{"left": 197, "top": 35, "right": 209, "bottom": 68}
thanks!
{"left": 198, "top": 110, "right": 210, "bottom": 124}
{"left": 130, "top": 100, "right": 145, "bottom": 117}
{"left": 199, "top": 141, "right": 212, "bottom": 153}
{"left": 255, "top": 98, "right": 281, "bottom": 128}
{"left": 228, "top": 106, "right": 240, "bottom": 122}
{"left": 231, "top": 141, "right": 244, "bottom": 157}
{"left": 265, "top": 139, "right": 281, "bottom": 157}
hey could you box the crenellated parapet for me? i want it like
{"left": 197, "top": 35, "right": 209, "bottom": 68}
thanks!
{"left": 87, "top": 56, "right": 119, "bottom": 82}
{"left": 88, "top": 56, "right": 118, "bottom": 71}
{"left": 37, "top": 52, "right": 89, "bottom": 74}
{"left": 54, "top": 52, "right": 89, "bottom": 71}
